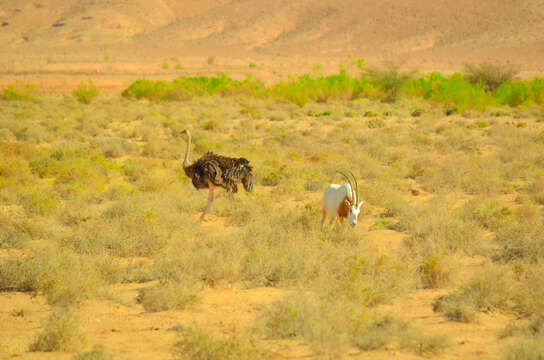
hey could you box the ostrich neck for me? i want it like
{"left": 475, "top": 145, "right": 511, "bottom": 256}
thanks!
{"left": 183, "top": 132, "right": 191, "bottom": 168}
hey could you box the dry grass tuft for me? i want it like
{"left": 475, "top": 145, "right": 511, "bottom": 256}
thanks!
{"left": 30, "top": 309, "right": 86, "bottom": 352}
{"left": 172, "top": 325, "right": 268, "bottom": 360}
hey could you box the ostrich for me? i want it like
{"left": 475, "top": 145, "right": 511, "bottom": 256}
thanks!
{"left": 322, "top": 171, "right": 363, "bottom": 228}
{"left": 180, "top": 129, "right": 254, "bottom": 221}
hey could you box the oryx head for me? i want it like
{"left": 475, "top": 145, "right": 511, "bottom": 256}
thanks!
{"left": 338, "top": 171, "right": 363, "bottom": 226}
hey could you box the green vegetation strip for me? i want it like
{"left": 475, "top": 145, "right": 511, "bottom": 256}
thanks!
{"left": 118, "top": 63, "right": 544, "bottom": 111}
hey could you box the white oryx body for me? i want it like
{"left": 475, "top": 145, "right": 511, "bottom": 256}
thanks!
{"left": 321, "top": 172, "right": 363, "bottom": 227}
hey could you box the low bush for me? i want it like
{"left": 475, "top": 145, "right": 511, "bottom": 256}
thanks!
{"left": 494, "top": 214, "right": 544, "bottom": 263}
{"left": 1, "top": 83, "right": 40, "bottom": 102}
{"left": 496, "top": 78, "right": 544, "bottom": 107}
{"left": 19, "top": 187, "right": 61, "bottom": 215}
{"left": 37, "top": 253, "right": 106, "bottom": 307}
{"left": 327, "top": 253, "right": 413, "bottom": 306}
{"left": 0, "top": 217, "right": 36, "bottom": 249}
{"left": 271, "top": 69, "right": 373, "bottom": 106}
{"left": 351, "top": 313, "right": 410, "bottom": 351}
{"left": 0, "top": 256, "right": 42, "bottom": 292}
{"left": 30, "top": 309, "right": 86, "bottom": 352}
{"left": 173, "top": 325, "right": 267, "bottom": 360}
{"left": 1, "top": 249, "right": 110, "bottom": 306}
{"left": 464, "top": 61, "right": 519, "bottom": 92}
{"left": 502, "top": 338, "right": 544, "bottom": 360}
{"left": 152, "top": 231, "right": 241, "bottom": 286}
{"left": 255, "top": 293, "right": 446, "bottom": 357}
{"left": 136, "top": 281, "right": 199, "bottom": 312}
{"left": 406, "top": 72, "right": 494, "bottom": 112}
{"left": 121, "top": 73, "right": 266, "bottom": 102}
{"left": 402, "top": 200, "right": 483, "bottom": 256}
{"left": 67, "top": 195, "right": 181, "bottom": 257}
{"left": 460, "top": 198, "right": 510, "bottom": 231}
{"left": 73, "top": 80, "right": 100, "bottom": 104}
{"left": 400, "top": 326, "right": 449, "bottom": 355}
{"left": 432, "top": 265, "right": 519, "bottom": 322}
{"left": 119, "top": 68, "right": 542, "bottom": 111}
{"left": 364, "top": 61, "right": 416, "bottom": 102}
{"left": 73, "top": 345, "right": 114, "bottom": 360}
{"left": 418, "top": 254, "right": 455, "bottom": 289}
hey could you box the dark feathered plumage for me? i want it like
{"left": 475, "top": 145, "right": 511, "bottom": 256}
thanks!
{"left": 185, "top": 151, "right": 253, "bottom": 193}
{"left": 181, "top": 130, "right": 253, "bottom": 220}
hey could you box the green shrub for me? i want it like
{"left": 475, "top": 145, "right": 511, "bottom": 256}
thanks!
{"left": 1, "top": 83, "right": 40, "bottom": 102}
{"left": 119, "top": 70, "right": 542, "bottom": 109}
{"left": 30, "top": 309, "right": 86, "bottom": 352}
{"left": 73, "top": 80, "right": 100, "bottom": 104}
{"left": 404, "top": 71, "right": 445, "bottom": 98}
{"left": 122, "top": 74, "right": 266, "bottom": 102}
{"left": 406, "top": 72, "right": 494, "bottom": 111}
{"left": 496, "top": 78, "right": 544, "bottom": 107}
{"left": 431, "top": 73, "right": 494, "bottom": 112}
{"left": 272, "top": 69, "right": 369, "bottom": 105}
{"left": 121, "top": 79, "right": 174, "bottom": 101}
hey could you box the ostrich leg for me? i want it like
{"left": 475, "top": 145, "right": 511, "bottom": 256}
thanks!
{"left": 200, "top": 182, "right": 215, "bottom": 221}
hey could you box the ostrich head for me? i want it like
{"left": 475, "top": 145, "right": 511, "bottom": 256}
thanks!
{"left": 338, "top": 171, "right": 363, "bottom": 226}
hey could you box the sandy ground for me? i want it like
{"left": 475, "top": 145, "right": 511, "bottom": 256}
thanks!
{"left": 1, "top": 212, "right": 511, "bottom": 359}
{"left": 1, "top": 1, "right": 541, "bottom": 357}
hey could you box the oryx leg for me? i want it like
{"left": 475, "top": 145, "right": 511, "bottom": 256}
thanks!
{"left": 321, "top": 209, "right": 327, "bottom": 229}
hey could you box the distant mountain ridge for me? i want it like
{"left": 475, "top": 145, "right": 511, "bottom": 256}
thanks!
{"left": 1, "top": 0, "right": 543, "bottom": 68}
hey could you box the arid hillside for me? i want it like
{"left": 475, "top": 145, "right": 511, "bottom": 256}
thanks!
{"left": 1, "top": 0, "right": 544, "bottom": 71}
